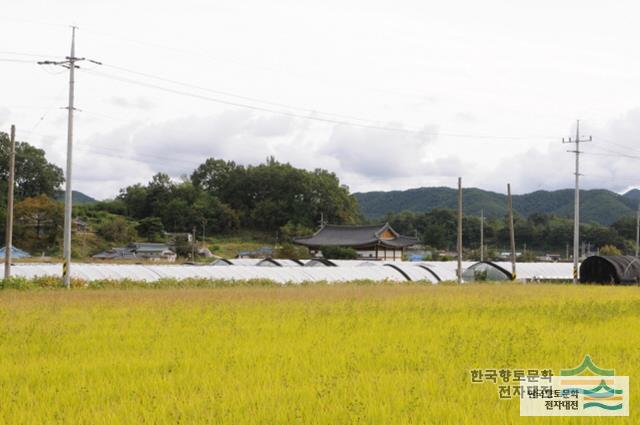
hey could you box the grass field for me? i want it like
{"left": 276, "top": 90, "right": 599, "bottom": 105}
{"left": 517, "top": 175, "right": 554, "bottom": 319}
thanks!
{"left": 1, "top": 283, "right": 638, "bottom": 424}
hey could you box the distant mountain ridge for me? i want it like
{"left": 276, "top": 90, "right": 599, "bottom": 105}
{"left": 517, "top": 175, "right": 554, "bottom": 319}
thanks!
{"left": 54, "top": 190, "right": 97, "bottom": 205}
{"left": 354, "top": 187, "right": 640, "bottom": 225}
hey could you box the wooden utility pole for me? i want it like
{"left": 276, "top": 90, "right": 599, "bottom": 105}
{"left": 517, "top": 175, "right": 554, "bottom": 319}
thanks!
{"left": 192, "top": 226, "right": 196, "bottom": 260}
{"left": 4, "top": 125, "right": 16, "bottom": 280}
{"left": 457, "top": 177, "right": 463, "bottom": 284}
{"left": 636, "top": 204, "right": 640, "bottom": 258}
{"left": 507, "top": 183, "right": 516, "bottom": 281}
{"left": 480, "top": 209, "right": 484, "bottom": 262}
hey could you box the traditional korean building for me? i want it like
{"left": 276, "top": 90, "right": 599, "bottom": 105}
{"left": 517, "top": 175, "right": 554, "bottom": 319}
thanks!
{"left": 293, "top": 223, "right": 418, "bottom": 261}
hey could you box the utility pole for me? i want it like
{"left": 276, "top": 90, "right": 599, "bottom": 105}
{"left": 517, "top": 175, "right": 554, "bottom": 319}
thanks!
{"left": 38, "top": 27, "right": 101, "bottom": 288}
{"left": 202, "top": 218, "right": 207, "bottom": 244}
{"left": 480, "top": 209, "right": 484, "bottom": 262}
{"left": 563, "top": 120, "right": 591, "bottom": 284}
{"left": 457, "top": 177, "right": 463, "bottom": 284}
{"left": 507, "top": 183, "right": 516, "bottom": 281}
{"left": 192, "top": 226, "right": 196, "bottom": 260}
{"left": 636, "top": 203, "right": 639, "bottom": 258}
{"left": 4, "top": 125, "right": 16, "bottom": 280}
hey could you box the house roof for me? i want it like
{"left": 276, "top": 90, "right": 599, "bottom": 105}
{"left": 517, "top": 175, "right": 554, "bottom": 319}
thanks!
{"left": 0, "top": 246, "right": 31, "bottom": 258}
{"left": 92, "top": 247, "right": 138, "bottom": 259}
{"left": 128, "top": 243, "right": 174, "bottom": 254}
{"left": 293, "top": 223, "right": 418, "bottom": 249}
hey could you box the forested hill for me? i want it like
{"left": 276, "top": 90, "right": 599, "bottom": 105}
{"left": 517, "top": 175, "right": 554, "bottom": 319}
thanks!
{"left": 54, "top": 191, "right": 97, "bottom": 205}
{"left": 355, "top": 187, "right": 640, "bottom": 225}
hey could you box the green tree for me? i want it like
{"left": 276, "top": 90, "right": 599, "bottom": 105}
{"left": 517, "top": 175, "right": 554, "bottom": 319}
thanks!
{"left": 135, "top": 217, "right": 165, "bottom": 241}
{"left": 118, "top": 184, "right": 149, "bottom": 219}
{"left": 173, "top": 234, "right": 193, "bottom": 258}
{"left": 191, "top": 158, "right": 237, "bottom": 197}
{"left": 0, "top": 132, "right": 64, "bottom": 199}
{"left": 611, "top": 217, "right": 636, "bottom": 241}
{"left": 95, "top": 216, "right": 138, "bottom": 243}
{"left": 195, "top": 157, "right": 360, "bottom": 231}
{"left": 14, "top": 195, "right": 64, "bottom": 254}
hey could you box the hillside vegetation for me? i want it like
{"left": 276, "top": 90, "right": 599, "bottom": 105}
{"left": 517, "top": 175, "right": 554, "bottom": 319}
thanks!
{"left": 54, "top": 190, "right": 97, "bottom": 205}
{"left": 355, "top": 186, "right": 640, "bottom": 225}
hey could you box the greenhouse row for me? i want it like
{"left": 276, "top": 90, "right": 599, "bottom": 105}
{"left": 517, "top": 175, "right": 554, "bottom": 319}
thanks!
{"left": 0, "top": 259, "right": 587, "bottom": 284}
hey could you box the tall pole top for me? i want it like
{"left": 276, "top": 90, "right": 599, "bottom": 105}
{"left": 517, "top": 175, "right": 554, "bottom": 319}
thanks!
{"left": 70, "top": 26, "right": 76, "bottom": 56}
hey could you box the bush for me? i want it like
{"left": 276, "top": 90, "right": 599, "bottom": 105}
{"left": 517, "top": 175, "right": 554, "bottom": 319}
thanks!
{"left": 599, "top": 244, "right": 622, "bottom": 256}
{"left": 320, "top": 246, "right": 358, "bottom": 259}
{"left": 274, "top": 243, "right": 308, "bottom": 260}
{"left": 279, "top": 222, "right": 314, "bottom": 243}
{"left": 95, "top": 216, "right": 138, "bottom": 243}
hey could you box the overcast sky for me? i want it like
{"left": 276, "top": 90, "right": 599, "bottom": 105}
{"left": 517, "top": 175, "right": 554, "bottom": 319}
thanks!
{"left": 2, "top": 0, "right": 640, "bottom": 200}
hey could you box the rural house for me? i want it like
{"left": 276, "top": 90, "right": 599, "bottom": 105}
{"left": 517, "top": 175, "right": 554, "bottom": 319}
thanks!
{"left": 293, "top": 223, "right": 418, "bottom": 261}
{"left": 93, "top": 243, "right": 176, "bottom": 262}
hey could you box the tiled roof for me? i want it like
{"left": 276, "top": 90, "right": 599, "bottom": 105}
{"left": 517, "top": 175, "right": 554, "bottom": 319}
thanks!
{"left": 293, "top": 223, "right": 418, "bottom": 248}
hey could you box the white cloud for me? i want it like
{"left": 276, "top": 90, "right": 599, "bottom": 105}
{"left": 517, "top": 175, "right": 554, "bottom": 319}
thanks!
{"left": 108, "top": 96, "right": 155, "bottom": 110}
{"left": 0, "top": 107, "right": 9, "bottom": 127}
{"left": 321, "top": 124, "right": 437, "bottom": 179}
{"left": 5, "top": 0, "right": 640, "bottom": 199}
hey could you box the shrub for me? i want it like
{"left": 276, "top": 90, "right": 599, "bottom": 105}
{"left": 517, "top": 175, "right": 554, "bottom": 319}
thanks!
{"left": 599, "top": 244, "right": 622, "bottom": 256}
{"left": 320, "top": 246, "right": 358, "bottom": 259}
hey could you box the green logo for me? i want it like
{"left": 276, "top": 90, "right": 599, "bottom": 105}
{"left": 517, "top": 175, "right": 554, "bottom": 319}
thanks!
{"left": 560, "top": 356, "right": 622, "bottom": 412}
{"left": 560, "top": 355, "right": 614, "bottom": 376}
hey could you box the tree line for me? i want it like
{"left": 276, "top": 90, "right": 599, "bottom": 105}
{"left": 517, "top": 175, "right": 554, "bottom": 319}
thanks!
{"left": 92, "top": 156, "right": 361, "bottom": 240}
{"left": 2, "top": 130, "right": 639, "bottom": 258}
{"left": 384, "top": 209, "right": 636, "bottom": 257}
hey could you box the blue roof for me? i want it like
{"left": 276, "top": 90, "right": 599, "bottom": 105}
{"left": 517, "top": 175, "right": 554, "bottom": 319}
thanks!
{"left": 0, "top": 246, "right": 31, "bottom": 258}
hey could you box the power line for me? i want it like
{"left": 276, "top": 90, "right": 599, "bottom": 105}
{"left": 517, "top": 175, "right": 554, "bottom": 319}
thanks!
{"left": 80, "top": 26, "right": 438, "bottom": 102}
{"left": 0, "top": 50, "right": 64, "bottom": 59}
{"left": 84, "top": 67, "right": 558, "bottom": 140}
{"left": 102, "top": 63, "right": 384, "bottom": 126}
{"left": 583, "top": 151, "right": 640, "bottom": 161}
{"left": 84, "top": 68, "right": 438, "bottom": 135}
{"left": 0, "top": 58, "right": 35, "bottom": 63}
{"left": 596, "top": 139, "right": 640, "bottom": 155}
{"left": 4, "top": 47, "right": 559, "bottom": 140}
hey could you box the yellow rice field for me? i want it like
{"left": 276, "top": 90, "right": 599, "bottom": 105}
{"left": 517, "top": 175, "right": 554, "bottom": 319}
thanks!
{"left": 0, "top": 283, "right": 638, "bottom": 424}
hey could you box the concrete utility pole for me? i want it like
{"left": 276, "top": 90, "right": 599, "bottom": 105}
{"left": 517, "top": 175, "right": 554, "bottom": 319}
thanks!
{"left": 38, "top": 27, "right": 101, "bottom": 288}
{"left": 457, "top": 177, "right": 463, "bottom": 284}
{"left": 507, "top": 184, "right": 516, "bottom": 281}
{"left": 480, "top": 209, "right": 484, "bottom": 262}
{"left": 563, "top": 120, "right": 591, "bottom": 284}
{"left": 4, "top": 125, "right": 16, "bottom": 280}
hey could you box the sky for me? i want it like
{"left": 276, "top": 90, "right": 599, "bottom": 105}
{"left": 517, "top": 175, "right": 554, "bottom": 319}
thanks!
{"left": 1, "top": 0, "right": 640, "bottom": 200}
